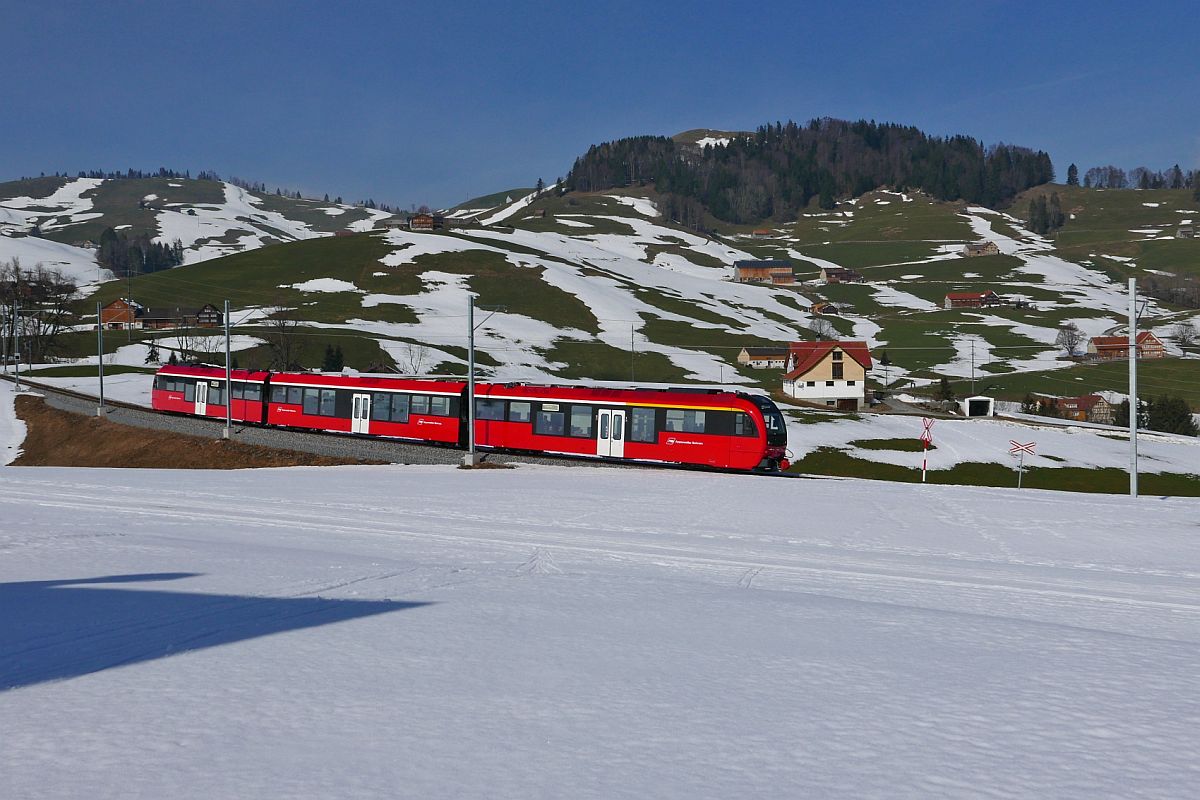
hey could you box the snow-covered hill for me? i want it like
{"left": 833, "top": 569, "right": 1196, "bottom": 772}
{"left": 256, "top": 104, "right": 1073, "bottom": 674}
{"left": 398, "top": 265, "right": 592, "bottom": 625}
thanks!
{"left": 0, "top": 175, "right": 401, "bottom": 282}
{"left": 1, "top": 461, "right": 1197, "bottom": 798}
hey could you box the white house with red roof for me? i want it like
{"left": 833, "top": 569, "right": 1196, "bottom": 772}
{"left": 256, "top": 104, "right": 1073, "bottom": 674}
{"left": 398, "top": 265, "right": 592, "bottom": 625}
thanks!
{"left": 781, "top": 341, "right": 873, "bottom": 410}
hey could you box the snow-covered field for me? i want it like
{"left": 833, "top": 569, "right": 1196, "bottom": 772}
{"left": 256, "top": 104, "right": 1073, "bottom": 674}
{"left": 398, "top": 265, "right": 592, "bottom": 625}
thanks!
{"left": 1, "top": 460, "right": 1197, "bottom": 799}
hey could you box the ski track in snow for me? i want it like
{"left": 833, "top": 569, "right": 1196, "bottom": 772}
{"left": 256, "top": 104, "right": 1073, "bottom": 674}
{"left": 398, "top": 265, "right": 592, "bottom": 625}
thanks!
{"left": 0, "top": 465, "right": 1197, "bottom": 799}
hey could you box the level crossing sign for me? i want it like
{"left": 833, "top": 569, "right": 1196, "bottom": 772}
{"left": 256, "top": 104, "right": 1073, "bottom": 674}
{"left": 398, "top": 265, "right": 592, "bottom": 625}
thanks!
{"left": 1008, "top": 440, "right": 1036, "bottom": 488}
{"left": 919, "top": 418, "right": 935, "bottom": 481}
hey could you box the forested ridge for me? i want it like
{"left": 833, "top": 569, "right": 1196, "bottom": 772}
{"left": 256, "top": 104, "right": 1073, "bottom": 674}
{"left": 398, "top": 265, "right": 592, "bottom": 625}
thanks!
{"left": 566, "top": 118, "right": 1054, "bottom": 226}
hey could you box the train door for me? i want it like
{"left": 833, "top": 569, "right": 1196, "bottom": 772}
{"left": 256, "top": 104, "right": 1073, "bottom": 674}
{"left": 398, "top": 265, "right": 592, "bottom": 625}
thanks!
{"left": 597, "top": 409, "right": 625, "bottom": 458}
{"left": 195, "top": 381, "right": 208, "bottom": 416}
{"left": 351, "top": 393, "right": 371, "bottom": 434}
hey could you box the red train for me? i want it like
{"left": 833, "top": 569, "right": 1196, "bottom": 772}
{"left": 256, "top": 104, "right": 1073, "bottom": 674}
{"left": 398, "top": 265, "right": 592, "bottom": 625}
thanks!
{"left": 151, "top": 364, "right": 790, "bottom": 471}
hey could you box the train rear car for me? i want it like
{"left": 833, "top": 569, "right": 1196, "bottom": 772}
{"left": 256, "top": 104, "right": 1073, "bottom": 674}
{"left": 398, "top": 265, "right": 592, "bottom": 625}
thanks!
{"left": 152, "top": 365, "right": 270, "bottom": 423}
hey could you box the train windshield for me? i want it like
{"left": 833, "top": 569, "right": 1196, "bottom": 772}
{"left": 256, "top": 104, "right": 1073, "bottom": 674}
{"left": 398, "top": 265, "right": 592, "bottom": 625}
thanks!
{"left": 749, "top": 396, "right": 788, "bottom": 446}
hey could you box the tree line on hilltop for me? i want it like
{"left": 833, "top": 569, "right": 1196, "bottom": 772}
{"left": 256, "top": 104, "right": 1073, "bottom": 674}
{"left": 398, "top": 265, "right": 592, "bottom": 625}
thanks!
{"left": 18, "top": 169, "right": 402, "bottom": 214}
{"left": 1066, "top": 163, "right": 1200, "bottom": 193}
{"left": 97, "top": 227, "right": 185, "bottom": 277}
{"left": 566, "top": 118, "right": 1055, "bottom": 227}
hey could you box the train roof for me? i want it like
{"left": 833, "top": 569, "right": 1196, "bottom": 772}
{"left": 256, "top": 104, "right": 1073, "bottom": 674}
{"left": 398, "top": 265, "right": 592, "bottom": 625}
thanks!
{"left": 157, "top": 364, "right": 271, "bottom": 381}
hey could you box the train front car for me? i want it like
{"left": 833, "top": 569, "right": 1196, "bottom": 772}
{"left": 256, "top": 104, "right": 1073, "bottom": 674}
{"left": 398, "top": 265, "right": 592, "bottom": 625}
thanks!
{"left": 152, "top": 364, "right": 270, "bottom": 424}
{"left": 471, "top": 383, "right": 786, "bottom": 472}
{"left": 746, "top": 393, "right": 790, "bottom": 471}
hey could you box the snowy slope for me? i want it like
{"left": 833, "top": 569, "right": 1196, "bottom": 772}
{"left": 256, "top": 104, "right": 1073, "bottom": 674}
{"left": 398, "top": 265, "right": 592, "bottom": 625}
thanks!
{"left": 0, "top": 380, "right": 26, "bottom": 464}
{"left": 0, "top": 465, "right": 1197, "bottom": 798}
{"left": 0, "top": 233, "right": 110, "bottom": 286}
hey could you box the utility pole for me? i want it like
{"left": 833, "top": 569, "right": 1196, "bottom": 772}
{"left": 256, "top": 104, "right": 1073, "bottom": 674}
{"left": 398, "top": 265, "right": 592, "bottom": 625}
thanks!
{"left": 12, "top": 301, "right": 19, "bottom": 391}
{"left": 223, "top": 299, "right": 232, "bottom": 439}
{"left": 463, "top": 294, "right": 479, "bottom": 466}
{"left": 1128, "top": 278, "right": 1138, "bottom": 498}
{"left": 630, "top": 323, "right": 635, "bottom": 382}
{"left": 127, "top": 266, "right": 134, "bottom": 342}
{"left": 970, "top": 338, "right": 976, "bottom": 396}
{"left": 96, "top": 302, "right": 106, "bottom": 416}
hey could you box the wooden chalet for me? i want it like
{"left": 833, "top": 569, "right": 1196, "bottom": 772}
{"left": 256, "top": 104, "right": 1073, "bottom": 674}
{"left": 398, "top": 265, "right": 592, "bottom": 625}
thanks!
{"left": 99, "top": 299, "right": 223, "bottom": 330}
{"left": 733, "top": 260, "right": 795, "bottom": 285}
{"left": 1087, "top": 331, "right": 1166, "bottom": 360}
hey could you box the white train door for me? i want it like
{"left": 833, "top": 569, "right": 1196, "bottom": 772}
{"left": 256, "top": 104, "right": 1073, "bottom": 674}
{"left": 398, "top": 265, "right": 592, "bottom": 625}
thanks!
{"left": 195, "top": 381, "right": 208, "bottom": 416}
{"left": 351, "top": 393, "right": 371, "bottom": 434}
{"left": 597, "top": 409, "right": 625, "bottom": 458}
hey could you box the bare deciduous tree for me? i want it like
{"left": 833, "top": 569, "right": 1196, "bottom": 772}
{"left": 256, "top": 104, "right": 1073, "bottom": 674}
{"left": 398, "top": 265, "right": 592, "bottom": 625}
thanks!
{"left": 1171, "top": 319, "right": 1197, "bottom": 349}
{"left": 1056, "top": 323, "right": 1085, "bottom": 356}
{"left": 0, "top": 258, "right": 78, "bottom": 363}
{"left": 810, "top": 317, "right": 837, "bottom": 341}
{"left": 263, "top": 306, "right": 305, "bottom": 369}
{"left": 399, "top": 342, "right": 428, "bottom": 374}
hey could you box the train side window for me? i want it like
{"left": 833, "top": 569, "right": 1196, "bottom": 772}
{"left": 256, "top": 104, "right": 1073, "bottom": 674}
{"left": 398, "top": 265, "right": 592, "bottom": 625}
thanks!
{"left": 411, "top": 395, "right": 430, "bottom": 415}
{"left": 613, "top": 416, "right": 623, "bottom": 440}
{"left": 508, "top": 401, "right": 531, "bottom": 423}
{"left": 430, "top": 396, "right": 451, "bottom": 417}
{"left": 320, "top": 389, "right": 337, "bottom": 416}
{"left": 599, "top": 414, "right": 609, "bottom": 439}
{"left": 209, "top": 383, "right": 225, "bottom": 406}
{"left": 534, "top": 409, "right": 565, "bottom": 436}
{"left": 629, "top": 407, "right": 656, "bottom": 442}
{"left": 734, "top": 413, "right": 758, "bottom": 437}
{"left": 231, "top": 382, "right": 244, "bottom": 400}
{"left": 302, "top": 388, "right": 320, "bottom": 415}
{"left": 569, "top": 405, "right": 593, "bottom": 437}
{"left": 683, "top": 410, "right": 706, "bottom": 434}
{"left": 391, "top": 393, "right": 409, "bottom": 423}
{"left": 476, "top": 399, "right": 506, "bottom": 421}
{"left": 271, "top": 385, "right": 286, "bottom": 403}
{"left": 244, "top": 384, "right": 262, "bottom": 402}
{"left": 287, "top": 387, "right": 304, "bottom": 405}
{"left": 372, "top": 393, "right": 392, "bottom": 421}
{"left": 665, "top": 409, "right": 685, "bottom": 432}
{"left": 184, "top": 381, "right": 195, "bottom": 402}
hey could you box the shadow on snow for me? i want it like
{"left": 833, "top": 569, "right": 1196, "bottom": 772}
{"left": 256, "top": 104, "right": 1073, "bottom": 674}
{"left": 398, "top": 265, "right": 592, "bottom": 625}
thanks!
{"left": 0, "top": 573, "right": 432, "bottom": 690}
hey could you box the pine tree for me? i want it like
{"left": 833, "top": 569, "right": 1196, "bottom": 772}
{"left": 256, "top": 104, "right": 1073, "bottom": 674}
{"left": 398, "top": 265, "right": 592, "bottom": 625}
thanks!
{"left": 167, "top": 351, "right": 179, "bottom": 366}
{"left": 145, "top": 340, "right": 160, "bottom": 364}
{"left": 1066, "top": 163, "right": 1078, "bottom": 186}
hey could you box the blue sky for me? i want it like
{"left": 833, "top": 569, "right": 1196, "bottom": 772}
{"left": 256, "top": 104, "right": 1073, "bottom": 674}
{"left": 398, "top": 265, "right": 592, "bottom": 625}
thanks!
{"left": 5, "top": 1, "right": 1197, "bottom": 208}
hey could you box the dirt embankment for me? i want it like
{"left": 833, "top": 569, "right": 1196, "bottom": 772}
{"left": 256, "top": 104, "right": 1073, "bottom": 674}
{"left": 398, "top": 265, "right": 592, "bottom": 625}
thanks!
{"left": 13, "top": 395, "right": 376, "bottom": 469}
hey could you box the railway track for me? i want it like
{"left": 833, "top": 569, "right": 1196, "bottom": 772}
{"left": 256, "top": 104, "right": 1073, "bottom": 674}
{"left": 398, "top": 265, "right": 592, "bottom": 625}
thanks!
{"left": 0, "top": 372, "right": 638, "bottom": 469}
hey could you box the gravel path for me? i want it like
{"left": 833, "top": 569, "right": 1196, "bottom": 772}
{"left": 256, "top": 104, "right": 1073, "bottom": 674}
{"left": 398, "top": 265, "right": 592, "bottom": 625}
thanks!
{"left": 9, "top": 378, "right": 624, "bottom": 469}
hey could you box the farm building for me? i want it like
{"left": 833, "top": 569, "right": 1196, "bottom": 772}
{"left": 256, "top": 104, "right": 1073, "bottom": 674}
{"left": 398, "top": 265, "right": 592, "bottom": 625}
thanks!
{"left": 736, "top": 347, "right": 789, "bottom": 370}
{"left": 819, "top": 267, "right": 865, "bottom": 284}
{"left": 944, "top": 291, "right": 1002, "bottom": 309}
{"left": 962, "top": 242, "right": 1001, "bottom": 257}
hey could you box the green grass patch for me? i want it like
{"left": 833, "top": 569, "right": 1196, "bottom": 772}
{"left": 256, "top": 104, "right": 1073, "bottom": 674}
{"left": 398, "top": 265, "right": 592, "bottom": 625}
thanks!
{"left": 24, "top": 364, "right": 155, "bottom": 377}
{"left": 538, "top": 338, "right": 690, "bottom": 383}
{"left": 0, "top": 176, "right": 69, "bottom": 201}
{"left": 964, "top": 357, "right": 1200, "bottom": 409}
{"left": 848, "top": 438, "right": 931, "bottom": 452}
{"left": 788, "top": 447, "right": 1200, "bottom": 495}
